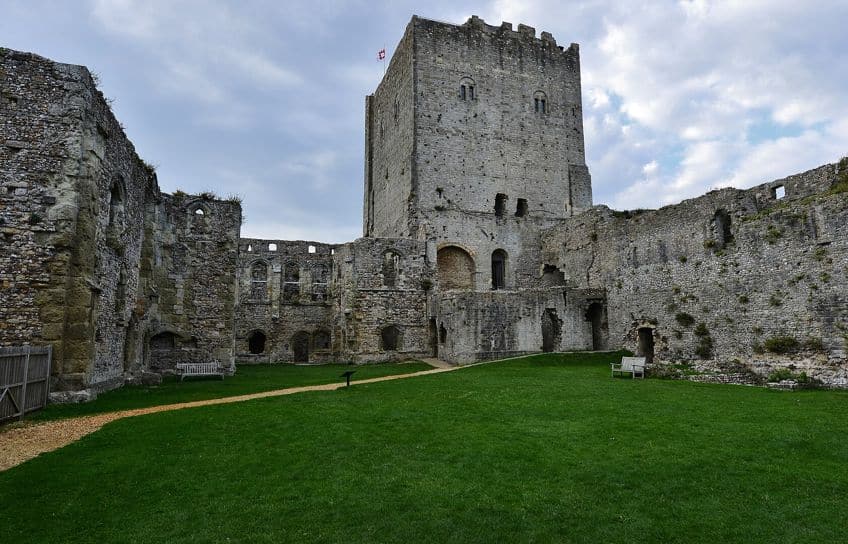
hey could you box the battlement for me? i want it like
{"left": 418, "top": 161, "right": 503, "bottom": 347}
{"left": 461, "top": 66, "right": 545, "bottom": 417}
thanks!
{"left": 413, "top": 15, "right": 578, "bottom": 56}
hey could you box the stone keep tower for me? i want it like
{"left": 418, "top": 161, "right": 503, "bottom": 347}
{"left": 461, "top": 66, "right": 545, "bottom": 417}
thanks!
{"left": 364, "top": 15, "right": 592, "bottom": 291}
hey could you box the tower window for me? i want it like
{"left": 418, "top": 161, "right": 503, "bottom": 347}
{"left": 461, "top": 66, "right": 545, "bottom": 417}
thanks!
{"left": 495, "top": 193, "right": 507, "bottom": 217}
{"left": 491, "top": 249, "right": 507, "bottom": 290}
{"left": 459, "top": 77, "right": 476, "bottom": 101}
{"left": 534, "top": 91, "right": 548, "bottom": 114}
{"left": 515, "top": 198, "right": 528, "bottom": 217}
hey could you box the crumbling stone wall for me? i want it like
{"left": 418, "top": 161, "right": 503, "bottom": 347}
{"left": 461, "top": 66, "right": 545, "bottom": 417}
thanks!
{"left": 333, "top": 238, "right": 435, "bottom": 362}
{"left": 434, "top": 287, "right": 601, "bottom": 363}
{"left": 235, "top": 239, "right": 335, "bottom": 363}
{"left": 0, "top": 49, "right": 240, "bottom": 398}
{"left": 543, "top": 162, "right": 848, "bottom": 386}
{"left": 132, "top": 194, "right": 241, "bottom": 375}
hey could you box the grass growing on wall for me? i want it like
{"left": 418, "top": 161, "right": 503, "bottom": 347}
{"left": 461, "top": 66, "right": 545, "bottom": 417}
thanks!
{"left": 30, "top": 361, "right": 435, "bottom": 421}
{"left": 2, "top": 352, "right": 847, "bottom": 543}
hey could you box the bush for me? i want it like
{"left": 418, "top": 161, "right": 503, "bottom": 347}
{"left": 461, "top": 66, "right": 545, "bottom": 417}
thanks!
{"left": 763, "top": 336, "right": 800, "bottom": 354}
{"left": 675, "top": 312, "right": 695, "bottom": 327}
{"left": 767, "top": 368, "right": 795, "bottom": 382}
{"left": 694, "top": 323, "right": 710, "bottom": 337}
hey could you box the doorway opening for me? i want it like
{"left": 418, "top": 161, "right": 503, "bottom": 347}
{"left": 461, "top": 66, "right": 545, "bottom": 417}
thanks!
{"left": 541, "top": 309, "right": 562, "bottom": 352}
{"left": 292, "top": 331, "right": 310, "bottom": 362}
{"left": 586, "top": 302, "right": 608, "bottom": 350}
{"left": 637, "top": 327, "right": 655, "bottom": 364}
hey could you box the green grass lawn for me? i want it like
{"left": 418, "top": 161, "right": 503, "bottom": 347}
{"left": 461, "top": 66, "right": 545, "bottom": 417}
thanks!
{"left": 2, "top": 352, "right": 847, "bottom": 543}
{"left": 29, "top": 361, "right": 434, "bottom": 421}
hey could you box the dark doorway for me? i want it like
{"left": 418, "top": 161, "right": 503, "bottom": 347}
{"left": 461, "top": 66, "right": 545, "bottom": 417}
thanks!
{"left": 292, "top": 331, "right": 309, "bottom": 362}
{"left": 586, "top": 302, "right": 609, "bottom": 350}
{"left": 429, "top": 318, "right": 438, "bottom": 357}
{"left": 541, "top": 309, "right": 562, "bottom": 352}
{"left": 248, "top": 331, "right": 266, "bottom": 354}
{"left": 637, "top": 327, "right": 655, "bottom": 364}
{"left": 381, "top": 325, "right": 401, "bottom": 351}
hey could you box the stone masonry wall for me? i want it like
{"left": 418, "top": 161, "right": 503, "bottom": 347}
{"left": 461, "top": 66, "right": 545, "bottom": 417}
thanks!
{"left": 235, "top": 239, "right": 335, "bottom": 363}
{"left": 1, "top": 48, "right": 241, "bottom": 398}
{"left": 363, "top": 22, "right": 415, "bottom": 238}
{"left": 543, "top": 162, "right": 848, "bottom": 386}
{"left": 0, "top": 48, "right": 160, "bottom": 393}
{"left": 334, "top": 237, "right": 435, "bottom": 362}
{"left": 133, "top": 194, "right": 241, "bottom": 376}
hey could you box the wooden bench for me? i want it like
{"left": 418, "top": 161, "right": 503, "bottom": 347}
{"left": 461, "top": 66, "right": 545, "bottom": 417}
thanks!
{"left": 611, "top": 357, "right": 646, "bottom": 379}
{"left": 176, "top": 362, "right": 224, "bottom": 381}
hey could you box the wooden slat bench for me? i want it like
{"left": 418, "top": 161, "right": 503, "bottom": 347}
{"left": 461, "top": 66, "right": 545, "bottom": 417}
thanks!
{"left": 611, "top": 356, "right": 646, "bottom": 379}
{"left": 176, "top": 362, "right": 224, "bottom": 381}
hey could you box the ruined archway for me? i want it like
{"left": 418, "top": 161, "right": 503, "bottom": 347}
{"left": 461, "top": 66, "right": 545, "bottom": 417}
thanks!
{"left": 586, "top": 302, "right": 609, "bottom": 351}
{"left": 437, "top": 246, "right": 475, "bottom": 290}
{"left": 292, "top": 331, "right": 310, "bottom": 362}
{"left": 541, "top": 308, "right": 562, "bottom": 352}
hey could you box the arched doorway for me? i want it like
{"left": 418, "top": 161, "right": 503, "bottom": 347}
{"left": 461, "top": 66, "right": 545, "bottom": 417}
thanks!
{"left": 292, "top": 331, "right": 310, "bottom": 362}
{"left": 437, "top": 246, "right": 475, "bottom": 290}
{"left": 248, "top": 330, "right": 266, "bottom": 354}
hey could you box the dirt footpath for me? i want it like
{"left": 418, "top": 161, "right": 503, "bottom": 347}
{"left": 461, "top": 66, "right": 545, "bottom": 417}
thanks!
{"left": 0, "top": 365, "right": 456, "bottom": 472}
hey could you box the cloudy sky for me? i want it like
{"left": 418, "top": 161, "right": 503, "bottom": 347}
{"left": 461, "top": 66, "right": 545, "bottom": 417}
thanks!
{"left": 3, "top": 1, "right": 847, "bottom": 242}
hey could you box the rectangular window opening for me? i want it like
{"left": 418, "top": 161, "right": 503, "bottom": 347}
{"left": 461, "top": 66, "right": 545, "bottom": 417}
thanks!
{"left": 495, "top": 193, "right": 507, "bottom": 217}
{"left": 515, "top": 198, "right": 528, "bottom": 217}
{"left": 773, "top": 185, "right": 786, "bottom": 199}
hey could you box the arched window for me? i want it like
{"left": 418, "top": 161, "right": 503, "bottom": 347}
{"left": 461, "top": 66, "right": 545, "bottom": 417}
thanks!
{"left": 534, "top": 91, "right": 548, "bottom": 114}
{"left": 382, "top": 250, "right": 401, "bottom": 287}
{"left": 437, "top": 246, "right": 475, "bottom": 290}
{"left": 250, "top": 261, "right": 268, "bottom": 301}
{"left": 491, "top": 249, "right": 507, "bottom": 290}
{"left": 459, "top": 77, "right": 476, "bottom": 101}
{"left": 248, "top": 330, "right": 266, "bottom": 354}
{"left": 381, "top": 325, "right": 401, "bottom": 351}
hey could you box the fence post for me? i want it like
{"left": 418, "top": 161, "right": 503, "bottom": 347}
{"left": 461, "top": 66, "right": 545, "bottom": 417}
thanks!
{"left": 20, "top": 345, "right": 31, "bottom": 421}
{"left": 44, "top": 345, "right": 53, "bottom": 408}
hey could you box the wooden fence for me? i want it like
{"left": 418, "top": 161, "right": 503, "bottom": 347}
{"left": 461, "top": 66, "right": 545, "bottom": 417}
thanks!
{"left": 0, "top": 346, "right": 52, "bottom": 422}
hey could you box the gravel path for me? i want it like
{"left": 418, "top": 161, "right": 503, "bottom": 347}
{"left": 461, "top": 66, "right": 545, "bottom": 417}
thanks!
{"left": 0, "top": 365, "right": 456, "bottom": 472}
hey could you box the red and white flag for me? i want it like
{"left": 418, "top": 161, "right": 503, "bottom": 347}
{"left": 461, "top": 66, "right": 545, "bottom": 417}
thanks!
{"left": 377, "top": 48, "right": 386, "bottom": 60}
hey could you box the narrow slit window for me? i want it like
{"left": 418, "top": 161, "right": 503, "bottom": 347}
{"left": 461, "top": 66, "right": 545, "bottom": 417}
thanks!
{"left": 534, "top": 91, "right": 548, "bottom": 115}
